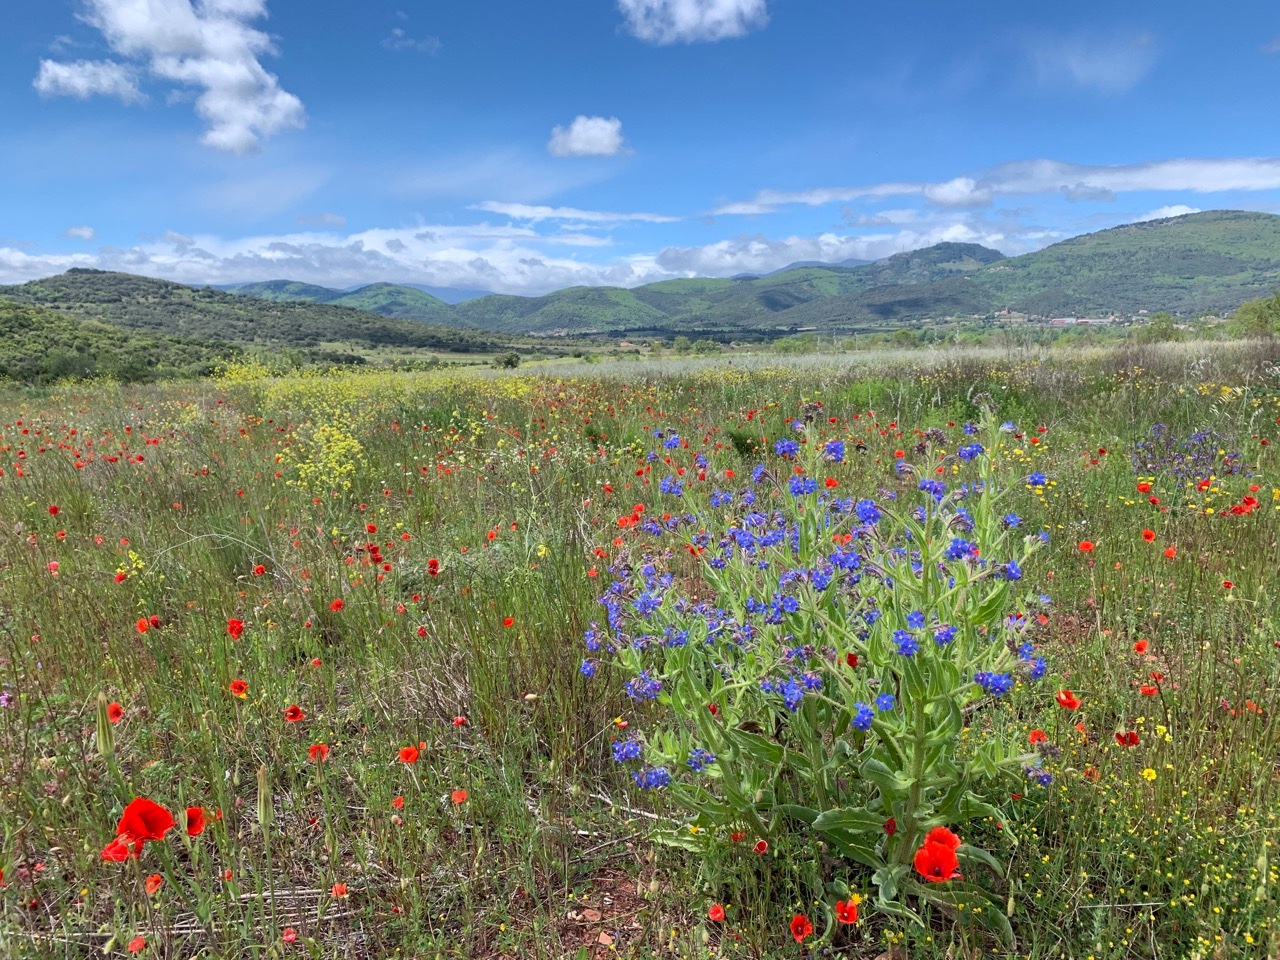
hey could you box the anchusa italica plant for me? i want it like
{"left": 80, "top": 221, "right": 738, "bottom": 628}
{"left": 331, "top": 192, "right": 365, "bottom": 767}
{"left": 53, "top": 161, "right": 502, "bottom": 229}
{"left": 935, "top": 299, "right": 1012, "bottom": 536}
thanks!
{"left": 584, "top": 416, "right": 1052, "bottom": 944}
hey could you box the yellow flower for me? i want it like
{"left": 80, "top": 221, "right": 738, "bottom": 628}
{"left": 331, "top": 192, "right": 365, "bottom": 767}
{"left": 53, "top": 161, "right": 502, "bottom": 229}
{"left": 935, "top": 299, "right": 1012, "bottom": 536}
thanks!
{"left": 1141, "top": 768, "right": 1157, "bottom": 782}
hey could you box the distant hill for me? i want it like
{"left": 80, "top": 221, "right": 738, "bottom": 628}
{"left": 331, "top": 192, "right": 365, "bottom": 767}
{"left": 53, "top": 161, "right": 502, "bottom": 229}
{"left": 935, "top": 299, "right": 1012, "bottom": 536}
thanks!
{"left": 225, "top": 279, "right": 461, "bottom": 324}
{"left": 19, "top": 211, "right": 1280, "bottom": 344}
{"left": 0, "top": 270, "right": 509, "bottom": 353}
{"left": 0, "top": 298, "right": 236, "bottom": 384}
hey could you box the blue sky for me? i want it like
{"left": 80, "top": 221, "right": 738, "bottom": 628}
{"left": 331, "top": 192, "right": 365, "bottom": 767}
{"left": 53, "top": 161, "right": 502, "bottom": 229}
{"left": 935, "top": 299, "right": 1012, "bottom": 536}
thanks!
{"left": 3, "top": 0, "right": 1279, "bottom": 295}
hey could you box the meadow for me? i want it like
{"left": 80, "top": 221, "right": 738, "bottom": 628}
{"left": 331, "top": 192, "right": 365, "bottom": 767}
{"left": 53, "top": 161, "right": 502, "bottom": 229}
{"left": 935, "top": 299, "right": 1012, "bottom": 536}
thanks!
{"left": 1, "top": 342, "right": 1279, "bottom": 960}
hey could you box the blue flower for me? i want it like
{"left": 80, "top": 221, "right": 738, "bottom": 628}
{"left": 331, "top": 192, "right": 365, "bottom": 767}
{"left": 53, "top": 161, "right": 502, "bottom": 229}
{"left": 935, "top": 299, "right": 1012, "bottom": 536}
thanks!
{"left": 1028, "top": 472, "right": 1048, "bottom": 487}
{"left": 906, "top": 610, "right": 925, "bottom": 629}
{"left": 789, "top": 475, "right": 818, "bottom": 497}
{"left": 874, "top": 693, "right": 895, "bottom": 712}
{"left": 958, "top": 443, "right": 984, "bottom": 462}
{"left": 856, "top": 499, "right": 882, "bottom": 525}
{"left": 686, "top": 748, "right": 717, "bottom": 772}
{"left": 1002, "top": 513, "right": 1021, "bottom": 528}
{"left": 633, "top": 767, "right": 672, "bottom": 790}
{"left": 824, "top": 439, "right": 846, "bottom": 463}
{"left": 662, "top": 433, "right": 682, "bottom": 450}
{"left": 934, "top": 625, "right": 958, "bottom": 646}
{"left": 945, "top": 538, "right": 976, "bottom": 561}
{"left": 612, "top": 739, "right": 643, "bottom": 763}
{"left": 774, "top": 438, "right": 800, "bottom": 458}
{"left": 974, "top": 671, "right": 1015, "bottom": 696}
{"left": 919, "top": 479, "right": 947, "bottom": 501}
{"left": 1024, "top": 765, "right": 1053, "bottom": 788}
{"left": 625, "top": 671, "right": 663, "bottom": 702}
{"left": 580, "top": 659, "right": 597, "bottom": 677}
{"left": 1001, "top": 560, "right": 1023, "bottom": 581}
{"left": 893, "top": 630, "right": 919, "bottom": 657}
{"left": 852, "top": 702, "right": 875, "bottom": 731}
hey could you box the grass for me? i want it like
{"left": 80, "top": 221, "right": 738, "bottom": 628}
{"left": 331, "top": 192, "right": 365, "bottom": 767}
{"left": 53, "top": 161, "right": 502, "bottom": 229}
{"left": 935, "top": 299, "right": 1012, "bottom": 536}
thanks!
{"left": 2, "top": 341, "right": 1280, "bottom": 959}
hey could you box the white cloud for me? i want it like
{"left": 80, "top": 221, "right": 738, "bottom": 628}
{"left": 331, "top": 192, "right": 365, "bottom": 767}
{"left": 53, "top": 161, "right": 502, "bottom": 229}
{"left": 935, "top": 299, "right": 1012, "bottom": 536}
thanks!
{"left": 715, "top": 157, "right": 1280, "bottom": 215}
{"left": 34, "top": 59, "right": 144, "bottom": 103}
{"left": 1134, "top": 204, "right": 1201, "bottom": 222}
{"left": 618, "top": 0, "right": 768, "bottom": 44}
{"left": 473, "top": 201, "right": 678, "bottom": 223}
{"left": 382, "top": 27, "right": 441, "bottom": 54}
{"left": 1027, "top": 30, "right": 1158, "bottom": 93}
{"left": 548, "top": 116, "right": 628, "bottom": 158}
{"left": 65, "top": 226, "right": 97, "bottom": 241}
{"left": 36, "top": 0, "right": 304, "bottom": 154}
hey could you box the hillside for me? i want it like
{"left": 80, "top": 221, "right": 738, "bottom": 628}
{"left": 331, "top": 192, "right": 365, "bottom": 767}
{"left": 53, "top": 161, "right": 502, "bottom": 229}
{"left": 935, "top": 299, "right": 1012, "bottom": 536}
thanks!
{"left": 974, "top": 210, "right": 1280, "bottom": 316}
{"left": 0, "top": 270, "right": 508, "bottom": 353}
{"left": 0, "top": 299, "right": 236, "bottom": 383}
{"left": 226, "top": 279, "right": 461, "bottom": 325}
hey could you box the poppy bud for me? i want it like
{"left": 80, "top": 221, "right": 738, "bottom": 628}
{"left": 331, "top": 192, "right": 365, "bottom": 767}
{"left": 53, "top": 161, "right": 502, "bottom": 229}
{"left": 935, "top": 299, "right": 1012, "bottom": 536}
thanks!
{"left": 95, "top": 693, "right": 115, "bottom": 759}
{"left": 256, "top": 764, "right": 273, "bottom": 833}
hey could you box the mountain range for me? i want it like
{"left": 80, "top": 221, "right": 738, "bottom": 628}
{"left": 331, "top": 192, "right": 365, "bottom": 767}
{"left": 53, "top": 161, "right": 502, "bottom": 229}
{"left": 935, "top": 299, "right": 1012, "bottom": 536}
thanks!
{"left": 2, "top": 212, "right": 1279, "bottom": 373}
{"left": 214, "top": 211, "right": 1280, "bottom": 335}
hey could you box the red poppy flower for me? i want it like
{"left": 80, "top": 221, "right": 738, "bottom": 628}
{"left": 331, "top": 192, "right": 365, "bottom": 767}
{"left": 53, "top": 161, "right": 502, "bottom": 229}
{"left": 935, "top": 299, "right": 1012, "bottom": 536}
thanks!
{"left": 48, "top": 504, "right": 59, "bottom": 516}
{"left": 708, "top": 903, "right": 726, "bottom": 923}
{"left": 253, "top": 564, "right": 266, "bottom": 576}
{"left": 452, "top": 716, "right": 467, "bottom": 727}
{"left": 1115, "top": 731, "right": 1140, "bottom": 747}
{"left": 136, "top": 618, "right": 149, "bottom": 634}
{"left": 391, "top": 795, "right": 405, "bottom": 809}
{"left": 127, "top": 935, "right": 147, "bottom": 953}
{"left": 1078, "top": 540, "right": 1094, "bottom": 552}
{"left": 329, "top": 599, "right": 344, "bottom": 612}
{"left": 282, "top": 928, "right": 297, "bottom": 944}
{"left": 398, "top": 746, "right": 419, "bottom": 764}
{"left": 1139, "top": 684, "right": 1159, "bottom": 697}
{"left": 331, "top": 882, "right": 348, "bottom": 898}
{"left": 1133, "top": 640, "right": 1149, "bottom": 654}
{"left": 924, "top": 826, "right": 961, "bottom": 850}
{"left": 883, "top": 817, "right": 896, "bottom": 836}
{"left": 308, "top": 743, "right": 330, "bottom": 763}
{"left": 1028, "top": 728, "right": 1048, "bottom": 743}
{"left": 753, "top": 839, "right": 768, "bottom": 855}
{"left": 226, "top": 618, "right": 244, "bottom": 640}
{"left": 913, "top": 838, "right": 962, "bottom": 883}
{"left": 144, "top": 873, "right": 164, "bottom": 895}
{"left": 283, "top": 705, "right": 305, "bottom": 723}
{"left": 1136, "top": 482, "right": 1151, "bottom": 493}
{"left": 1141, "top": 530, "right": 1156, "bottom": 542}
{"left": 845, "top": 652, "right": 859, "bottom": 668}
{"left": 102, "top": 797, "right": 176, "bottom": 861}
{"left": 185, "top": 807, "right": 206, "bottom": 836}
{"left": 451, "top": 789, "right": 468, "bottom": 805}
{"left": 107, "top": 702, "right": 124, "bottom": 725}
{"left": 1056, "top": 690, "right": 1082, "bottom": 710}
{"left": 503, "top": 617, "right": 514, "bottom": 628}
{"left": 229, "top": 678, "right": 248, "bottom": 698}
{"left": 1223, "top": 580, "right": 1234, "bottom": 590}
{"left": 789, "top": 914, "right": 813, "bottom": 943}
{"left": 834, "top": 899, "right": 859, "bottom": 924}
{"left": 1164, "top": 546, "right": 1177, "bottom": 559}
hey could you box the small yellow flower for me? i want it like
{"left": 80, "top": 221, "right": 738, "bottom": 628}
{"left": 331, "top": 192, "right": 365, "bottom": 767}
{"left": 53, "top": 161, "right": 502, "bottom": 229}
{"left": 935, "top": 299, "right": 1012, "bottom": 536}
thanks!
{"left": 1141, "top": 768, "right": 1157, "bottom": 782}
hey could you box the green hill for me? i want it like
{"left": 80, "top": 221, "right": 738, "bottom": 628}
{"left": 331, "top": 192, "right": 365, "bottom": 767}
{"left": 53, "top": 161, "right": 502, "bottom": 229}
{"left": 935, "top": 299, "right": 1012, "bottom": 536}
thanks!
{"left": 0, "top": 269, "right": 508, "bottom": 353}
{"left": 225, "top": 279, "right": 461, "bottom": 325}
{"left": 974, "top": 210, "right": 1280, "bottom": 317}
{"left": 0, "top": 298, "right": 237, "bottom": 384}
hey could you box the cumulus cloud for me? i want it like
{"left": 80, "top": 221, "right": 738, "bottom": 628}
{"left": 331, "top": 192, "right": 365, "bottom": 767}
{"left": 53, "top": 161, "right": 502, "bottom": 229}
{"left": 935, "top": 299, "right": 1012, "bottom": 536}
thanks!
{"left": 35, "top": 0, "right": 304, "bottom": 154}
{"left": 0, "top": 207, "right": 1068, "bottom": 296}
{"left": 1026, "top": 30, "right": 1158, "bottom": 93}
{"left": 618, "top": 0, "right": 768, "bottom": 44}
{"left": 34, "top": 59, "right": 144, "bottom": 103}
{"left": 548, "top": 116, "right": 628, "bottom": 157}
{"left": 1134, "top": 204, "right": 1201, "bottom": 222}
{"left": 65, "top": 225, "right": 97, "bottom": 241}
{"left": 715, "top": 157, "right": 1280, "bottom": 215}
{"left": 382, "top": 27, "right": 442, "bottom": 54}
{"left": 473, "top": 201, "right": 677, "bottom": 223}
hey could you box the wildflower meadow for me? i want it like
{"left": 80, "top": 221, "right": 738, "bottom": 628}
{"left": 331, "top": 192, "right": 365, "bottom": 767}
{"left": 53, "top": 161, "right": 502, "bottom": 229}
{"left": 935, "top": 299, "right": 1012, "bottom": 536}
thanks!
{"left": 2, "top": 343, "right": 1280, "bottom": 959}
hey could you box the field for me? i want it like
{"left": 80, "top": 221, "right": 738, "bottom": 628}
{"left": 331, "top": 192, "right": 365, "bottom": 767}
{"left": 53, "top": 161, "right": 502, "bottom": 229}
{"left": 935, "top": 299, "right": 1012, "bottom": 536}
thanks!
{"left": 2, "top": 343, "right": 1279, "bottom": 960}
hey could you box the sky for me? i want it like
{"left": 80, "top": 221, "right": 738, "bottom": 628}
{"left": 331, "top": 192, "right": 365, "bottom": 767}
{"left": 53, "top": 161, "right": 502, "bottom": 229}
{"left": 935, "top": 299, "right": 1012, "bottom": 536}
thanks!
{"left": 3, "top": 0, "right": 1280, "bottom": 296}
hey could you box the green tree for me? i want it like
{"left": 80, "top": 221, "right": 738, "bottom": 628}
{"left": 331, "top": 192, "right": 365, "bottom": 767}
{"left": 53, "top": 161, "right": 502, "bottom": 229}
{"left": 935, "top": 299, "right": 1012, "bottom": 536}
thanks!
{"left": 1227, "top": 293, "right": 1280, "bottom": 338}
